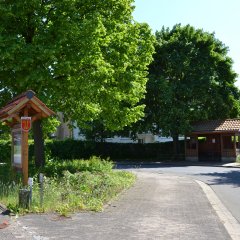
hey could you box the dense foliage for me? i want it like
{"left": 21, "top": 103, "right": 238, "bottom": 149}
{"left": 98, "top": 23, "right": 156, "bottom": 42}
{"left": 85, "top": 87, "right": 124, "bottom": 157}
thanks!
{"left": 0, "top": 139, "right": 184, "bottom": 164}
{"left": 136, "top": 24, "right": 240, "bottom": 154}
{"left": 0, "top": 0, "right": 154, "bottom": 167}
{"left": 0, "top": 0, "right": 154, "bottom": 130}
{"left": 0, "top": 140, "right": 11, "bottom": 162}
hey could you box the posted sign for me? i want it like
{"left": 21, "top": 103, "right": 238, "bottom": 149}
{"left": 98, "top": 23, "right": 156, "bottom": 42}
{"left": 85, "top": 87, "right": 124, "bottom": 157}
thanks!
{"left": 12, "top": 128, "right": 22, "bottom": 168}
{"left": 21, "top": 117, "right": 31, "bottom": 132}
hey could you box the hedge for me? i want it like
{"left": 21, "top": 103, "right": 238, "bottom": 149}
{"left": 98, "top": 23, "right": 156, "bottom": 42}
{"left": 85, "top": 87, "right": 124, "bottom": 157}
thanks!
{"left": 0, "top": 140, "right": 11, "bottom": 163}
{"left": 0, "top": 139, "right": 185, "bottom": 163}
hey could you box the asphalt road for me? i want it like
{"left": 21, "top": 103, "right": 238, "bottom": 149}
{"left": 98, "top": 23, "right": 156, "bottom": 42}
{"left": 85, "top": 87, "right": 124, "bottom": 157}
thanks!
{"left": 117, "top": 162, "right": 240, "bottom": 223}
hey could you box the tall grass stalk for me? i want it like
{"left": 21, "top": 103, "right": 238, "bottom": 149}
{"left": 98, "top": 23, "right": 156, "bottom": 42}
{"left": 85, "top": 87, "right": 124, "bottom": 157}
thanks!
{"left": 0, "top": 180, "right": 19, "bottom": 207}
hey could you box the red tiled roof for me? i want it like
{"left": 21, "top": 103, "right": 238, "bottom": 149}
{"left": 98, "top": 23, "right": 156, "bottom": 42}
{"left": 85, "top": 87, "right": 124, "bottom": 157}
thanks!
{"left": 0, "top": 90, "right": 55, "bottom": 121}
{"left": 192, "top": 119, "right": 240, "bottom": 133}
{"left": 0, "top": 96, "right": 26, "bottom": 117}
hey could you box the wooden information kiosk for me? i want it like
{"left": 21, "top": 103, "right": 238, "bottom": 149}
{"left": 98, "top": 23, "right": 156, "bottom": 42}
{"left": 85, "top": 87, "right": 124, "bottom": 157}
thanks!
{"left": 0, "top": 90, "right": 55, "bottom": 185}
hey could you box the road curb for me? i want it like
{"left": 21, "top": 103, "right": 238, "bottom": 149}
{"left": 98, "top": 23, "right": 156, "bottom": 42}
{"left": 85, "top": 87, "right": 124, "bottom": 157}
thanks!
{"left": 196, "top": 180, "right": 240, "bottom": 240}
{"left": 115, "top": 161, "right": 240, "bottom": 169}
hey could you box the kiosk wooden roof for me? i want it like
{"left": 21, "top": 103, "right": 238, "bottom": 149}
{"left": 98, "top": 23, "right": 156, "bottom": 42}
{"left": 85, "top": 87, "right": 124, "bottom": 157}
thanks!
{"left": 0, "top": 90, "right": 55, "bottom": 125}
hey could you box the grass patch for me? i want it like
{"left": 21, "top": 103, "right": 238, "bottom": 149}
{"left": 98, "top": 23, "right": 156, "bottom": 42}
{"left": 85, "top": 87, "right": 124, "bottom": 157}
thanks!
{"left": 0, "top": 181, "right": 19, "bottom": 208}
{"left": 43, "top": 156, "right": 114, "bottom": 177}
{"left": 0, "top": 156, "right": 136, "bottom": 215}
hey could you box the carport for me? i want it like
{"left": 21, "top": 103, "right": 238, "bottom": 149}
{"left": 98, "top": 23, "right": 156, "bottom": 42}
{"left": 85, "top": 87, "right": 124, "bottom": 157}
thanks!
{"left": 185, "top": 119, "right": 240, "bottom": 162}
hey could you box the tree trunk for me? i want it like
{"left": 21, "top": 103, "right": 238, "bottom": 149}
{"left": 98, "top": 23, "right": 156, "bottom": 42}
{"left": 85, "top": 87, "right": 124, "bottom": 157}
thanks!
{"left": 172, "top": 133, "right": 179, "bottom": 160}
{"left": 33, "top": 120, "right": 45, "bottom": 167}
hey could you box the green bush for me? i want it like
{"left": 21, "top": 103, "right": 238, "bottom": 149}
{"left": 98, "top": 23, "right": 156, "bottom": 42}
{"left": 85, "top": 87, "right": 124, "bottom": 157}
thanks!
{"left": 46, "top": 139, "right": 95, "bottom": 160}
{"left": 0, "top": 140, "right": 11, "bottom": 163}
{"left": 43, "top": 156, "right": 114, "bottom": 177}
{"left": 45, "top": 140, "right": 185, "bottom": 161}
{"left": 0, "top": 139, "right": 185, "bottom": 165}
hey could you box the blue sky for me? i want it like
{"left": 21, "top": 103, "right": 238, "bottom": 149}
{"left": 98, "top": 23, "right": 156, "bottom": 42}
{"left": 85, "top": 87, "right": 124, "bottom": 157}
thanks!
{"left": 133, "top": 0, "right": 240, "bottom": 86}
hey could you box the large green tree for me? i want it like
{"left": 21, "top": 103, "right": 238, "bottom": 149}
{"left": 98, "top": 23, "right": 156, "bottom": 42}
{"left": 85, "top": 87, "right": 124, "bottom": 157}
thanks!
{"left": 0, "top": 0, "right": 154, "bottom": 166}
{"left": 141, "top": 24, "right": 240, "bottom": 155}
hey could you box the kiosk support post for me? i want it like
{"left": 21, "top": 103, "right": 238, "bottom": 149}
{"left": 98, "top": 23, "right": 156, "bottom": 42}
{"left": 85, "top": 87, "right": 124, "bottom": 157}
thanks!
{"left": 22, "top": 130, "right": 28, "bottom": 186}
{"left": 22, "top": 108, "right": 29, "bottom": 186}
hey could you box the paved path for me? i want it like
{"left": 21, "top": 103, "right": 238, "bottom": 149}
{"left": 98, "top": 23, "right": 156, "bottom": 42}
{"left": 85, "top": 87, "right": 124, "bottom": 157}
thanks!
{"left": 0, "top": 171, "right": 232, "bottom": 240}
{"left": 117, "top": 162, "right": 240, "bottom": 223}
{"left": 0, "top": 213, "right": 33, "bottom": 239}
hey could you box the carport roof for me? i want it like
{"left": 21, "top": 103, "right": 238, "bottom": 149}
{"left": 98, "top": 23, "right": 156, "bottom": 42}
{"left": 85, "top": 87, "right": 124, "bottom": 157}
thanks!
{"left": 191, "top": 119, "right": 240, "bottom": 133}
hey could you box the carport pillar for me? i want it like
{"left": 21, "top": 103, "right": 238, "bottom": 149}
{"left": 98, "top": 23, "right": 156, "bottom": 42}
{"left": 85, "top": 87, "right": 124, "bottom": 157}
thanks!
{"left": 234, "top": 133, "right": 237, "bottom": 157}
{"left": 220, "top": 134, "right": 223, "bottom": 161}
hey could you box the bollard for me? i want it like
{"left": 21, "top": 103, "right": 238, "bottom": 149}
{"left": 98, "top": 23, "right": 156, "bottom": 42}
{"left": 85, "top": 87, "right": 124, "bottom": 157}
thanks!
{"left": 39, "top": 173, "right": 44, "bottom": 208}
{"left": 19, "top": 189, "right": 30, "bottom": 209}
{"left": 28, "top": 177, "right": 33, "bottom": 205}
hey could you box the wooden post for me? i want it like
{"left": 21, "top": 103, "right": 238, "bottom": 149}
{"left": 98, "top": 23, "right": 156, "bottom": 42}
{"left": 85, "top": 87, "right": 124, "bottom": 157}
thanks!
{"left": 19, "top": 189, "right": 30, "bottom": 208}
{"left": 22, "top": 108, "right": 29, "bottom": 186}
{"left": 195, "top": 135, "right": 198, "bottom": 161}
{"left": 22, "top": 130, "right": 28, "bottom": 186}
{"left": 234, "top": 133, "right": 237, "bottom": 158}
{"left": 220, "top": 134, "right": 223, "bottom": 161}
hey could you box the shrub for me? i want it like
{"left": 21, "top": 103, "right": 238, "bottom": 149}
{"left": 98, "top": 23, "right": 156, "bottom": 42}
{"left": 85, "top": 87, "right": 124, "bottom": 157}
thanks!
{"left": 45, "top": 140, "right": 185, "bottom": 161}
{"left": 0, "top": 139, "right": 185, "bottom": 166}
{"left": 46, "top": 140, "right": 95, "bottom": 160}
{"left": 44, "top": 156, "right": 114, "bottom": 177}
{"left": 0, "top": 140, "right": 11, "bottom": 163}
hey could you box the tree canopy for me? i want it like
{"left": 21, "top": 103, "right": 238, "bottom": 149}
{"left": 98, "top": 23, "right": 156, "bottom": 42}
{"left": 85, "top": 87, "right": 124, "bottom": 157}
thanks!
{"left": 0, "top": 0, "right": 154, "bottom": 130}
{"left": 139, "top": 24, "right": 240, "bottom": 146}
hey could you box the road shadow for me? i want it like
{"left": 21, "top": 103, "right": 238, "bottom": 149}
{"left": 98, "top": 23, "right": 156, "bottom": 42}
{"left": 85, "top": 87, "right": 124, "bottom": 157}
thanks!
{"left": 198, "top": 170, "right": 240, "bottom": 187}
{"left": 115, "top": 161, "right": 223, "bottom": 170}
{"left": 116, "top": 162, "right": 240, "bottom": 187}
